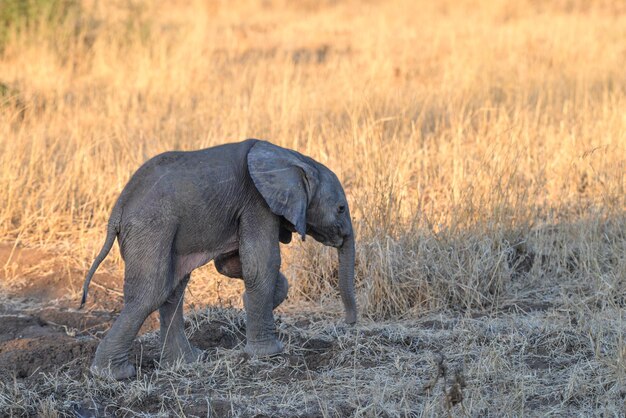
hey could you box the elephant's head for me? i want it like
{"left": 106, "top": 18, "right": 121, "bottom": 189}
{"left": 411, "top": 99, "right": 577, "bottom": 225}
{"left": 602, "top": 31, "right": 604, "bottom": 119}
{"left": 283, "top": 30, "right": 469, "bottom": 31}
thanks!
{"left": 247, "top": 141, "right": 357, "bottom": 324}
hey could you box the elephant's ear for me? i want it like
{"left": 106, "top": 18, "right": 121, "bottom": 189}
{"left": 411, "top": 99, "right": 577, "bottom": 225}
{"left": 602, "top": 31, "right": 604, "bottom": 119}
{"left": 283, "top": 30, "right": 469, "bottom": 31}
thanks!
{"left": 247, "top": 141, "right": 319, "bottom": 239}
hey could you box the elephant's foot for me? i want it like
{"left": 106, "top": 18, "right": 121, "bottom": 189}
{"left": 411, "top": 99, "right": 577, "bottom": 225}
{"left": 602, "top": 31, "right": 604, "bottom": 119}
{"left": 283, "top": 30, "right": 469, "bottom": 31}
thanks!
{"left": 90, "top": 361, "right": 136, "bottom": 380}
{"left": 160, "top": 337, "right": 204, "bottom": 365}
{"left": 189, "top": 345, "right": 204, "bottom": 361}
{"left": 244, "top": 338, "right": 284, "bottom": 357}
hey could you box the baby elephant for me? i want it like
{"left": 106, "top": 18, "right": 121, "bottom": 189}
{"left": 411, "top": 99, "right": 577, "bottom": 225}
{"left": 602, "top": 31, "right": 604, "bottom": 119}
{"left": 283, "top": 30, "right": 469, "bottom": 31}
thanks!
{"left": 81, "top": 139, "right": 357, "bottom": 380}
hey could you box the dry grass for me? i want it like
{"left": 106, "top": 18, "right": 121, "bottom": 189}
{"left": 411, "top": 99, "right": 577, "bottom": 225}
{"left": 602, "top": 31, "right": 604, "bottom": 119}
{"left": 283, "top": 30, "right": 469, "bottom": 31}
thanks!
{"left": 0, "top": 308, "right": 624, "bottom": 416}
{"left": 0, "top": 0, "right": 625, "bottom": 416}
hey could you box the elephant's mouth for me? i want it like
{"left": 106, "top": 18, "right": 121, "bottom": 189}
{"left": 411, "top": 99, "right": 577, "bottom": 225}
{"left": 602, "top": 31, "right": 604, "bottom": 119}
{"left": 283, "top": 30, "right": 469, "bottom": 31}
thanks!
{"left": 307, "top": 227, "right": 343, "bottom": 248}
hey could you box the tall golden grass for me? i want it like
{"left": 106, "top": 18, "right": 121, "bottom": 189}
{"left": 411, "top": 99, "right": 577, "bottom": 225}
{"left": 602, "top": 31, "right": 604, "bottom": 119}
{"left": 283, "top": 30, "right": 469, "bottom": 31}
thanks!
{"left": 0, "top": 0, "right": 625, "bottom": 318}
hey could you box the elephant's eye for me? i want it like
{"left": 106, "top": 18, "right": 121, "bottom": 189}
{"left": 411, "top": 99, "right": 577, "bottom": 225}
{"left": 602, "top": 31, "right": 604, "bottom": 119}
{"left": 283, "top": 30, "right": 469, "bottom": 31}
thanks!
{"left": 338, "top": 205, "right": 346, "bottom": 214}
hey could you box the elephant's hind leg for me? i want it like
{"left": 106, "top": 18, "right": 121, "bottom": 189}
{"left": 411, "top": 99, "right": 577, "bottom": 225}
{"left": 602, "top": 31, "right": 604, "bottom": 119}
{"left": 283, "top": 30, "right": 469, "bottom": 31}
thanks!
{"left": 158, "top": 274, "right": 202, "bottom": 365}
{"left": 91, "top": 302, "right": 154, "bottom": 379}
{"left": 91, "top": 224, "right": 176, "bottom": 380}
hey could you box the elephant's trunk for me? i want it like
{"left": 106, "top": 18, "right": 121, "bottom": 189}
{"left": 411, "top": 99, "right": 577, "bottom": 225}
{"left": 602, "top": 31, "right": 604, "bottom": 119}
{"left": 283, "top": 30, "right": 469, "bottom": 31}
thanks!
{"left": 337, "top": 233, "right": 357, "bottom": 324}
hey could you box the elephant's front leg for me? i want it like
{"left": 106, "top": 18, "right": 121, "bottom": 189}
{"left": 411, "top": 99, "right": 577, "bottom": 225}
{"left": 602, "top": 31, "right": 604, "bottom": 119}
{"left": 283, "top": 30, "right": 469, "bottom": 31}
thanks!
{"left": 271, "top": 272, "right": 289, "bottom": 308}
{"left": 242, "top": 272, "right": 289, "bottom": 310}
{"left": 239, "top": 212, "right": 283, "bottom": 357}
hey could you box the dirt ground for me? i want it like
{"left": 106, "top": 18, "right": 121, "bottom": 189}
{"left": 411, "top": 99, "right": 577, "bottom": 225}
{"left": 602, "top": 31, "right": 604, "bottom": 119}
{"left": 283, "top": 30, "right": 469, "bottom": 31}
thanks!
{"left": 0, "top": 244, "right": 624, "bottom": 417}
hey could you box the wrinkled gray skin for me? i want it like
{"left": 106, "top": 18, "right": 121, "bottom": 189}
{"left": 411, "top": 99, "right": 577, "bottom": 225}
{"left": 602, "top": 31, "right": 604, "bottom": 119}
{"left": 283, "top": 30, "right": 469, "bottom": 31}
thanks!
{"left": 81, "top": 139, "right": 356, "bottom": 380}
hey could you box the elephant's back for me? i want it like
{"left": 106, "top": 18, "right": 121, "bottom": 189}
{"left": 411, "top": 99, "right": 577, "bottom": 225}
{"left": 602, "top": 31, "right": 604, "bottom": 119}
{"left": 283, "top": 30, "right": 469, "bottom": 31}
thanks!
{"left": 120, "top": 139, "right": 257, "bottom": 203}
{"left": 113, "top": 139, "right": 260, "bottom": 249}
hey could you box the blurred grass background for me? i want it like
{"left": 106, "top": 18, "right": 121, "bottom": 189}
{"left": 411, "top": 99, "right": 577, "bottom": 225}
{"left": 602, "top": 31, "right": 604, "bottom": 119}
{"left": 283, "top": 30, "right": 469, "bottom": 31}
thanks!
{"left": 0, "top": 0, "right": 624, "bottom": 319}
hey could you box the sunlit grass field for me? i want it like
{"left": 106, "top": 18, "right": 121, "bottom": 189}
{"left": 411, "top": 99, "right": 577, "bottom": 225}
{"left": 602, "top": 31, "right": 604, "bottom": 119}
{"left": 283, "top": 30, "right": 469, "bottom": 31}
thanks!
{"left": 0, "top": 0, "right": 624, "bottom": 415}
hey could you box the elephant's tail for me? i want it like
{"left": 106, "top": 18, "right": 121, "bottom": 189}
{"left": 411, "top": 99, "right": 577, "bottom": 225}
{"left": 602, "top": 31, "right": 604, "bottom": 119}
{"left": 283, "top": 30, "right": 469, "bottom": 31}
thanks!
{"left": 79, "top": 212, "right": 120, "bottom": 309}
